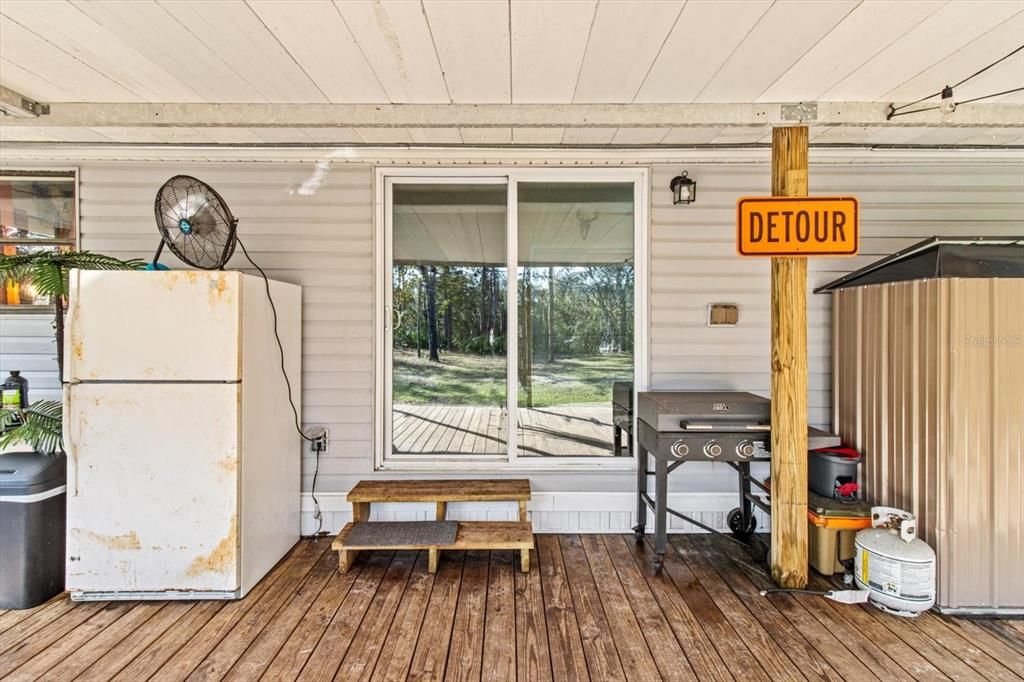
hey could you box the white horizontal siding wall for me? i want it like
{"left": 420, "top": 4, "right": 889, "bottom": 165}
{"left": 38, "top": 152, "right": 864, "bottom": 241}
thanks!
{"left": 3, "top": 163, "right": 375, "bottom": 495}
{"left": 649, "top": 162, "right": 1024, "bottom": 419}
{"left": 0, "top": 316, "right": 60, "bottom": 401}
{"left": 2, "top": 158, "right": 1022, "bottom": 526}
{"left": 648, "top": 161, "right": 1024, "bottom": 492}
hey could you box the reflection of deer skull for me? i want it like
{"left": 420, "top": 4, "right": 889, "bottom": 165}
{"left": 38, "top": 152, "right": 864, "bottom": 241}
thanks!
{"left": 576, "top": 208, "right": 598, "bottom": 240}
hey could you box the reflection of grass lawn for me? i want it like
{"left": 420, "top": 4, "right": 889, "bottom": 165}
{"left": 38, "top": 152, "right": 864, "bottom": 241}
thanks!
{"left": 393, "top": 349, "right": 632, "bottom": 408}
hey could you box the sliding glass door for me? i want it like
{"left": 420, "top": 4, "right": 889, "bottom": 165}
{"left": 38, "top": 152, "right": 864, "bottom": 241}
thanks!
{"left": 516, "top": 182, "right": 635, "bottom": 457}
{"left": 388, "top": 181, "right": 509, "bottom": 458}
{"left": 382, "top": 171, "right": 640, "bottom": 465}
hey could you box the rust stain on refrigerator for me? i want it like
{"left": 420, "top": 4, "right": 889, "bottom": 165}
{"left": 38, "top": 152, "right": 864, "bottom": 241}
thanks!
{"left": 186, "top": 514, "right": 239, "bottom": 578}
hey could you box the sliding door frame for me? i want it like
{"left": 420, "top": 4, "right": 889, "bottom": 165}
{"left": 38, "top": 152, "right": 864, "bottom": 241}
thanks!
{"left": 374, "top": 166, "right": 649, "bottom": 472}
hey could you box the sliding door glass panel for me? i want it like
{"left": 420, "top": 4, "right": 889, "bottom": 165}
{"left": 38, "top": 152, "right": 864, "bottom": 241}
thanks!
{"left": 516, "top": 182, "right": 634, "bottom": 457}
{"left": 391, "top": 183, "right": 508, "bottom": 456}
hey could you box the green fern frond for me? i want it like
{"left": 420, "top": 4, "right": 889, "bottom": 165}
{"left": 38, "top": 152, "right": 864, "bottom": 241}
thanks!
{"left": 0, "top": 409, "right": 21, "bottom": 432}
{"left": 0, "top": 251, "right": 144, "bottom": 298}
{"left": 30, "top": 262, "right": 65, "bottom": 297}
{"left": 63, "top": 252, "right": 146, "bottom": 270}
{"left": 0, "top": 254, "right": 42, "bottom": 271}
{"left": 0, "top": 400, "right": 64, "bottom": 455}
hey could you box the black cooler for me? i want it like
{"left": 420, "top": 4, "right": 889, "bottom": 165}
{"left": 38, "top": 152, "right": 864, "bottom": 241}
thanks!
{"left": 0, "top": 452, "right": 67, "bottom": 609}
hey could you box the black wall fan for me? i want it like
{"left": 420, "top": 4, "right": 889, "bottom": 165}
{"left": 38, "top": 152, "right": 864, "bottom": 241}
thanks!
{"left": 151, "top": 175, "right": 238, "bottom": 270}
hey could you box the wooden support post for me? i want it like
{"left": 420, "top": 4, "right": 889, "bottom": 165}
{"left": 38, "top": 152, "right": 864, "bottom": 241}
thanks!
{"left": 340, "top": 502, "right": 372, "bottom": 573}
{"left": 770, "top": 126, "right": 809, "bottom": 589}
{"left": 429, "top": 501, "right": 448, "bottom": 573}
{"left": 518, "top": 499, "right": 530, "bottom": 572}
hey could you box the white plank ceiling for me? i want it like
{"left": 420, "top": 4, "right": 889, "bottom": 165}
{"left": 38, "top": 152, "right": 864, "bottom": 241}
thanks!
{"left": 0, "top": 0, "right": 1022, "bottom": 146}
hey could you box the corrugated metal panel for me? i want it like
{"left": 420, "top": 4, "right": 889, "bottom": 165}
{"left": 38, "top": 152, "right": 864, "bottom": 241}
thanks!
{"left": 2, "top": 159, "right": 1022, "bottom": 501}
{"left": 833, "top": 278, "right": 1024, "bottom": 612}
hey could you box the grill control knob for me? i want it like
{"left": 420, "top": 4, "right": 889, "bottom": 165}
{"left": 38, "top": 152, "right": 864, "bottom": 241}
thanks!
{"left": 703, "top": 441, "right": 723, "bottom": 458}
{"left": 670, "top": 441, "right": 690, "bottom": 458}
{"left": 736, "top": 440, "right": 756, "bottom": 458}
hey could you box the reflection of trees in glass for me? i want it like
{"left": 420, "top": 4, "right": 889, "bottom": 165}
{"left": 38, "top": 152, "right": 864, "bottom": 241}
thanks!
{"left": 392, "top": 263, "right": 632, "bottom": 361}
{"left": 393, "top": 265, "right": 508, "bottom": 360}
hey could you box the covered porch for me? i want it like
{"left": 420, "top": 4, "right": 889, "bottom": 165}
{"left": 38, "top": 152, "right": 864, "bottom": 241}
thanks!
{"left": 4, "top": 534, "right": 1022, "bottom": 681}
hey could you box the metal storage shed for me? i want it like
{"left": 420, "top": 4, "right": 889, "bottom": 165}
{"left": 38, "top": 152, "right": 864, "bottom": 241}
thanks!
{"left": 817, "top": 236, "right": 1024, "bottom": 614}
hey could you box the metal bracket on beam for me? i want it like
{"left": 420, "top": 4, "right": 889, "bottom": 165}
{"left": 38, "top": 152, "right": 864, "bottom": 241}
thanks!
{"left": 0, "top": 86, "right": 50, "bottom": 118}
{"left": 780, "top": 102, "right": 817, "bottom": 122}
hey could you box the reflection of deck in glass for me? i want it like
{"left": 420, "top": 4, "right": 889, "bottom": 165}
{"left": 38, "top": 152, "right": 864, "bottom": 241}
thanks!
{"left": 392, "top": 404, "right": 615, "bottom": 457}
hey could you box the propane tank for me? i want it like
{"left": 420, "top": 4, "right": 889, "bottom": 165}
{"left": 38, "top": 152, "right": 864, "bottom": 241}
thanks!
{"left": 854, "top": 507, "right": 936, "bottom": 617}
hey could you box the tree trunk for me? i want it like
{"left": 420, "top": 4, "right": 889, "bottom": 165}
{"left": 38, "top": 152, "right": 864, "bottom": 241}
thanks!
{"left": 444, "top": 303, "right": 453, "bottom": 350}
{"left": 519, "top": 269, "right": 533, "bottom": 408}
{"left": 421, "top": 265, "right": 440, "bottom": 362}
{"left": 617, "top": 268, "right": 629, "bottom": 353}
{"left": 416, "top": 277, "right": 422, "bottom": 359}
{"left": 547, "top": 266, "right": 555, "bottom": 362}
{"left": 480, "top": 267, "right": 489, "bottom": 337}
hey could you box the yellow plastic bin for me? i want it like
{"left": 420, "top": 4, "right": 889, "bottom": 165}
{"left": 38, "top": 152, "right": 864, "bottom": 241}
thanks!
{"left": 807, "top": 492, "right": 872, "bottom": 576}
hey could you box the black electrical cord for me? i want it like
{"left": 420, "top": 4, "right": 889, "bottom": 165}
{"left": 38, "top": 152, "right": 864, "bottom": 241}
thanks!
{"left": 951, "top": 45, "right": 1024, "bottom": 89}
{"left": 236, "top": 236, "right": 327, "bottom": 535}
{"left": 888, "top": 44, "right": 1024, "bottom": 117}
{"left": 955, "top": 86, "right": 1024, "bottom": 106}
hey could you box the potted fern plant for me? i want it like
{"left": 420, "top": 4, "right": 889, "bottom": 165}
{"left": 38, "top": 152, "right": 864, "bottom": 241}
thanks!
{"left": 0, "top": 250, "right": 143, "bottom": 453}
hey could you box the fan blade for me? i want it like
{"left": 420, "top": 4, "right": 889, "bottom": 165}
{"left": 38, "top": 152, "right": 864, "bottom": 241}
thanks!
{"left": 189, "top": 202, "right": 223, "bottom": 237}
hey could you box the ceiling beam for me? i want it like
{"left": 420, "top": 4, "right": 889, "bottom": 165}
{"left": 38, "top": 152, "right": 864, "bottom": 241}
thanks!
{"left": 3, "top": 102, "right": 1022, "bottom": 129}
{"left": 2, "top": 145, "right": 1021, "bottom": 166}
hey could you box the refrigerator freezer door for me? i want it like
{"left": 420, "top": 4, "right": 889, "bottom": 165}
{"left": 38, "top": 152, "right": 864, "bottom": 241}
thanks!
{"left": 65, "top": 383, "right": 240, "bottom": 595}
{"left": 66, "top": 270, "right": 241, "bottom": 382}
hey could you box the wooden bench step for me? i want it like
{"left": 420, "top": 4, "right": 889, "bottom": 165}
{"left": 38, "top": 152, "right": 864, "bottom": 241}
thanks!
{"left": 332, "top": 521, "right": 534, "bottom": 573}
{"left": 346, "top": 479, "right": 531, "bottom": 503}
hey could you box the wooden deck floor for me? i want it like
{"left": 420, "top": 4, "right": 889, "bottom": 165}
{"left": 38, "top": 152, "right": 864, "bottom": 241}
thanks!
{"left": 393, "top": 405, "right": 616, "bottom": 457}
{"left": 2, "top": 534, "right": 1023, "bottom": 681}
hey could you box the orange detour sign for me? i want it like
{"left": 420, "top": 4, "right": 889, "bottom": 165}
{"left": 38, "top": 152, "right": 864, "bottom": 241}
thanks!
{"left": 737, "top": 196, "right": 858, "bottom": 256}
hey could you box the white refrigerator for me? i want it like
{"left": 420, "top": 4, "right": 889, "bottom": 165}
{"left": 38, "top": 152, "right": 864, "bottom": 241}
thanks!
{"left": 63, "top": 269, "right": 302, "bottom": 600}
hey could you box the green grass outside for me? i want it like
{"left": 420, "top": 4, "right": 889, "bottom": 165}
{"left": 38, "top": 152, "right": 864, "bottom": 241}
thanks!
{"left": 393, "top": 348, "right": 632, "bottom": 408}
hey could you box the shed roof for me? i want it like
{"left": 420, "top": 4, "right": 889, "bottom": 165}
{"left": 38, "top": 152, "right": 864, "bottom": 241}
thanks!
{"left": 814, "top": 236, "right": 1024, "bottom": 292}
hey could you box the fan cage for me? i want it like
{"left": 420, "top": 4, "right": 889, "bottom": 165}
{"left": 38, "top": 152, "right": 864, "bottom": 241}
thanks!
{"left": 153, "top": 175, "right": 238, "bottom": 270}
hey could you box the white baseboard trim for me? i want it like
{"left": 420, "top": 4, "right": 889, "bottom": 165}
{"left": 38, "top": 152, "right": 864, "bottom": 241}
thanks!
{"left": 300, "top": 491, "right": 769, "bottom": 536}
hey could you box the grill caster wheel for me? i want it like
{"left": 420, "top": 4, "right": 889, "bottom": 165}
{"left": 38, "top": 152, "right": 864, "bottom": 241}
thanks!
{"left": 632, "top": 524, "right": 645, "bottom": 543}
{"left": 727, "top": 508, "right": 756, "bottom": 537}
{"left": 653, "top": 554, "right": 665, "bottom": 573}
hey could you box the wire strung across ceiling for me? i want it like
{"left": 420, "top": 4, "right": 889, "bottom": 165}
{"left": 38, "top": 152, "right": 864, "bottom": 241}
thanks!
{"left": 887, "top": 44, "right": 1024, "bottom": 119}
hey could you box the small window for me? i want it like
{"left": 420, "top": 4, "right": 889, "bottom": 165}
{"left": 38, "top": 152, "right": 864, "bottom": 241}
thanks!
{"left": 0, "top": 171, "right": 77, "bottom": 309}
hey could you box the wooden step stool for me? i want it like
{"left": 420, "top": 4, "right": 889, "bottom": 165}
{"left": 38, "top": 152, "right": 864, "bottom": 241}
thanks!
{"left": 331, "top": 479, "right": 533, "bottom": 574}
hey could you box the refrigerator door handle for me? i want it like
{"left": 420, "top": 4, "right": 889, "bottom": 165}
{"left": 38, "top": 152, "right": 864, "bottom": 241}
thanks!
{"left": 65, "top": 270, "right": 82, "bottom": 382}
{"left": 63, "top": 385, "right": 79, "bottom": 496}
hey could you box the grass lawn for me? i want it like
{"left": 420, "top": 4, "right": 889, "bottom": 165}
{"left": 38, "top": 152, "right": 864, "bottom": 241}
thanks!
{"left": 393, "top": 348, "right": 632, "bottom": 408}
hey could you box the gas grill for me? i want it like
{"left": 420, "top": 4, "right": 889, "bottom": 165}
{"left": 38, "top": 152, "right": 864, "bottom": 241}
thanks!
{"left": 633, "top": 390, "right": 839, "bottom": 571}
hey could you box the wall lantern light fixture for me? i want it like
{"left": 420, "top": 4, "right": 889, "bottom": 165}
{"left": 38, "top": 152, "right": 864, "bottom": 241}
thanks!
{"left": 669, "top": 171, "right": 696, "bottom": 205}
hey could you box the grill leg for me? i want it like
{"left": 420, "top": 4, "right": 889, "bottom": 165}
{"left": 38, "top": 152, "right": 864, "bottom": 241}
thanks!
{"left": 633, "top": 446, "right": 647, "bottom": 541}
{"left": 654, "top": 455, "right": 668, "bottom": 571}
{"left": 614, "top": 425, "right": 622, "bottom": 457}
{"left": 740, "top": 461, "right": 753, "bottom": 528}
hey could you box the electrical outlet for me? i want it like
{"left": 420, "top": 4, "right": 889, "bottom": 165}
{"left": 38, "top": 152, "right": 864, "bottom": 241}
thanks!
{"left": 312, "top": 429, "right": 329, "bottom": 453}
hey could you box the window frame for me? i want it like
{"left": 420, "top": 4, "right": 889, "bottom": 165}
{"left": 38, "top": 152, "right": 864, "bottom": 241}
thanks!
{"left": 0, "top": 168, "right": 80, "bottom": 313}
{"left": 374, "top": 166, "right": 649, "bottom": 472}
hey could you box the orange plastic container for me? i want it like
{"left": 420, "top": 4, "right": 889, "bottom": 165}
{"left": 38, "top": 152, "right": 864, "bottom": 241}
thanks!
{"left": 807, "top": 492, "right": 872, "bottom": 575}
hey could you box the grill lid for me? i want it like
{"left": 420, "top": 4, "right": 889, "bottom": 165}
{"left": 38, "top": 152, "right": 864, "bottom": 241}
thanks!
{"left": 637, "top": 391, "right": 771, "bottom": 432}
